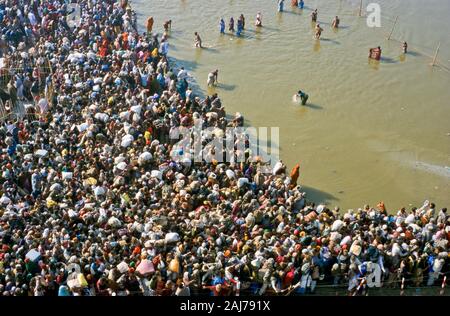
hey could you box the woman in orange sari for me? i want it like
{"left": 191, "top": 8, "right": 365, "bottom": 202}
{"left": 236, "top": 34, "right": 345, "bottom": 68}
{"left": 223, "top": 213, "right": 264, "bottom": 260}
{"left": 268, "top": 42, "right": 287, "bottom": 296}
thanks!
{"left": 290, "top": 163, "right": 300, "bottom": 187}
{"left": 146, "top": 16, "right": 154, "bottom": 33}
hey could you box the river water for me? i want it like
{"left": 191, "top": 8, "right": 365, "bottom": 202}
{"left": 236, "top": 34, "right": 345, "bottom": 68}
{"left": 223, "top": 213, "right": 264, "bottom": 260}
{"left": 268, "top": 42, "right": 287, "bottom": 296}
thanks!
{"left": 131, "top": 0, "right": 450, "bottom": 211}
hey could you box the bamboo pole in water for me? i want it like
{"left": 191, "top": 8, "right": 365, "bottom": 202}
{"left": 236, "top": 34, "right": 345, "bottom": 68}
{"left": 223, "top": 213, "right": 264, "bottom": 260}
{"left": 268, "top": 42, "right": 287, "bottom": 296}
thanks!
{"left": 430, "top": 42, "right": 441, "bottom": 66}
{"left": 359, "top": 0, "right": 363, "bottom": 17}
{"left": 387, "top": 15, "right": 398, "bottom": 40}
{"left": 440, "top": 276, "right": 447, "bottom": 296}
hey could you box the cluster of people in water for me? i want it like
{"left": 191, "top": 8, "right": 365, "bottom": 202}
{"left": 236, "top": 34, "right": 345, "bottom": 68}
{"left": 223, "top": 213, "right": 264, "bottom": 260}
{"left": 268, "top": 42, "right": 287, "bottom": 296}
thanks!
{"left": 368, "top": 42, "right": 408, "bottom": 61}
{"left": 278, "top": 0, "right": 307, "bottom": 12}
{"left": 218, "top": 14, "right": 247, "bottom": 37}
{"left": 211, "top": 2, "right": 409, "bottom": 64}
{"left": 215, "top": 5, "right": 337, "bottom": 42}
{"left": 0, "top": 0, "right": 448, "bottom": 297}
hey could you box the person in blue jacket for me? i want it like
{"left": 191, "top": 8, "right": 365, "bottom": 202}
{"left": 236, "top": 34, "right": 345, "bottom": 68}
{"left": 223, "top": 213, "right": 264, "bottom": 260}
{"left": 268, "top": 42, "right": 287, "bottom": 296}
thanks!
{"left": 278, "top": 0, "right": 285, "bottom": 12}
{"left": 219, "top": 18, "right": 225, "bottom": 34}
{"left": 236, "top": 18, "right": 243, "bottom": 36}
{"left": 299, "top": 0, "right": 304, "bottom": 9}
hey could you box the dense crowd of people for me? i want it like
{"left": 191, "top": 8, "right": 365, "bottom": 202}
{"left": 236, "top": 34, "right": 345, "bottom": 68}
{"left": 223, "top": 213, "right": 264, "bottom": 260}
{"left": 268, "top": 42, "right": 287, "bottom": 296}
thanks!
{"left": 0, "top": 0, "right": 448, "bottom": 296}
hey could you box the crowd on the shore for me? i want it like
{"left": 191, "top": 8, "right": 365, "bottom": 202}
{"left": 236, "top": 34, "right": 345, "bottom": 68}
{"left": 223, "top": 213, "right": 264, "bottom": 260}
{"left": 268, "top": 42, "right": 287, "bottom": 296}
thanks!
{"left": 0, "top": 0, "right": 448, "bottom": 296}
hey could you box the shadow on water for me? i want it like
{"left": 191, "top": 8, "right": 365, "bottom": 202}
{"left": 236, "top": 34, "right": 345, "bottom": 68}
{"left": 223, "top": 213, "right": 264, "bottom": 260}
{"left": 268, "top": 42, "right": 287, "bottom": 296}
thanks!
{"left": 168, "top": 56, "right": 200, "bottom": 71}
{"left": 313, "top": 40, "right": 321, "bottom": 52}
{"left": 282, "top": 10, "right": 303, "bottom": 16}
{"left": 300, "top": 185, "right": 339, "bottom": 204}
{"left": 217, "top": 83, "right": 237, "bottom": 91}
{"left": 303, "top": 103, "right": 323, "bottom": 110}
{"left": 406, "top": 51, "right": 422, "bottom": 57}
{"left": 320, "top": 38, "right": 340, "bottom": 45}
{"left": 201, "top": 46, "right": 220, "bottom": 54}
{"left": 336, "top": 25, "right": 351, "bottom": 29}
{"left": 368, "top": 59, "right": 380, "bottom": 70}
{"left": 188, "top": 81, "right": 206, "bottom": 99}
{"left": 232, "top": 33, "right": 254, "bottom": 41}
{"left": 253, "top": 25, "right": 281, "bottom": 32}
{"left": 169, "top": 30, "right": 184, "bottom": 36}
{"left": 380, "top": 56, "right": 398, "bottom": 64}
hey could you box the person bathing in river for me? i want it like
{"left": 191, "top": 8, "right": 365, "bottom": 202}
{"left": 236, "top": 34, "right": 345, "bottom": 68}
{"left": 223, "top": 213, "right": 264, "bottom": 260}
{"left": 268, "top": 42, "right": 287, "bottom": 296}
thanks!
{"left": 297, "top": 90, "right": 309, "bottom": 105}
{"left": 278, "top": 0, "right": 285, "bottom": 12}
{"left": 229, "top": 17, "right": 235, "bottom": 33}
{"left": 239, "top": 14, "right": 245, "bottom": 29}
{"left": 291, "top": 0, "right": 298, "bottom": 6}
{"left": 220, "top": 18, "right": 225, "bottom": 34}
{"left": 299, "top": 0, "right": 305, "bottom": 9}
{"left": 255, "top": 12, "right": 262, "bottom": 27}
{"left": 236, "top": 18, "right": 243, "bottom": 36}
{"left": 369, "top": 46, "right": 382, "bottom": 60}
{"left": 164, "top": 20, "right": 172, "bottom": 32}
{"left": 402, "top": 41, "right": 408, "bottom": 54}
{"left": 146, "top": 16, "right": 154, "bottom": 33}
{"left": 207, "top": 69, "right": 219, "bottom": 87}
{"left": 314, "top": 24, "right": 323, "bottom": 39}
{"left": 332, "top": 16, "right": 340, "bottom": 28}
{"left": 194, "top": 32, "right": 202, "bottom": 48}
{"left": 311, "top": 9, "right": 318, "bottom": 22}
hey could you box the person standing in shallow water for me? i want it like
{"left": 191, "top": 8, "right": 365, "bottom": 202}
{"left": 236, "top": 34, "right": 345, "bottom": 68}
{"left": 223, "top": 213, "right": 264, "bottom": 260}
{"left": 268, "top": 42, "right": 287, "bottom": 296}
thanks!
{"left": 239, "top": 14, "right": 245, "bottom": 29}
{"left": 255, "top": 12, "right": 262, "bottom": 27}
{"left": 194, "top": 32, "right": 202, "bottom": 48}
{"left": 369, "top": 46, "right": 382, "bottom": 60}
{"left": 311, "top": 9, "right": 318, "bottom": 22}
{"left": 219, "top": 18, "right": 225, "bottom": 34}
{"left": 164, "top": 20, "right": 172, "bottom": 32}
{"left": 315, "top": 23, "right": 323, "bottom": 39}
{"left": 146, "top": 16, "right": 154, "bottom": 34}
{"left": 297, "top": 90, "right": 309, "bottom": 105}
{"left": 332, "top": 16, "right": 340, "bottom": 28}
{"left": 402, "top": 41, "right": 408, "bottom": 54}
{"left": 236, "top": 18, "right": 243, "bottom": 36}
{"left": 207, "top": 69, "right": 219, "bottom": 87}
{"left": 229, "top": 17, "right": 235, "bottom": 33}
{"left": 278, "top": 0, "right": 285, "bottom": 12}
{"left": 299, "top": 0, "right": 304, "bottom": 9}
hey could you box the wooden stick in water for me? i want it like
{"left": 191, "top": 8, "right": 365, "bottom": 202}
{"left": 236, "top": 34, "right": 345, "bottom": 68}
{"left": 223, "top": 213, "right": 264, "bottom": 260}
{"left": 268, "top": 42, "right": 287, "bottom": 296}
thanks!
{"left": 430, "top": 42, "right": 441, "bottom": 66}
{"left": 387, "top": 15, "right": 398, "bottom": 40}
{"left": 440, "top": 276, "right": 447, "bottom": 296}
{"left": 359, "top": 0, "right": 363, "bottom": 17}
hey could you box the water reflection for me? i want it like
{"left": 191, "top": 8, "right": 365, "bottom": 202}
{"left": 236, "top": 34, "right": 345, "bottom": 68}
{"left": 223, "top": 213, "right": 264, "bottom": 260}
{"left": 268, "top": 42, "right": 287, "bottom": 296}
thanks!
{"left": 368, "top": 59, "right": 380, "bottom": 70}
{"left": 301, "top": 185, "right": 339, "bottom": 204}
{"left": 313, "top": 40, "right": 321, "bottom": 52}
{"left": 276, "top": 12, "right": 283, "bottom": 24}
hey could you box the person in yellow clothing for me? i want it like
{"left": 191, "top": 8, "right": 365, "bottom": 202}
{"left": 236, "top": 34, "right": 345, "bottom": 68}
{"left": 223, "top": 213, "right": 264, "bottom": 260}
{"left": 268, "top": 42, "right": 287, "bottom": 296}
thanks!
{"left": 144, "top": 130, "right": 152, "bottom": 145}
{"left": 151, "top": 47, "right": 158, "bottom": 58}
{"left": 107, "top": 96, "right": 115, "bottom": 106}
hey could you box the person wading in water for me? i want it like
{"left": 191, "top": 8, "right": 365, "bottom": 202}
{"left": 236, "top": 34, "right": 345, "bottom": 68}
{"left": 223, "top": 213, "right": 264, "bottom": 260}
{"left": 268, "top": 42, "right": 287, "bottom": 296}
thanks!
{"left": 194, "top": 32, "right": 202, "bottom": 48}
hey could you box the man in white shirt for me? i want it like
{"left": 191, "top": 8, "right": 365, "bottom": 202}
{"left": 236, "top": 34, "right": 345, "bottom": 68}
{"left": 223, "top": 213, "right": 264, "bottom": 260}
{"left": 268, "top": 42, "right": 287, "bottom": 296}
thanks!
{"left": 177, "top": 67, "right": 189, "bottom": 81}
{"left": 159, "top": 39, "right": 169, "bottom": 55}
{"left": 28, "top": 10, "right": 38, "bottom": 27}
